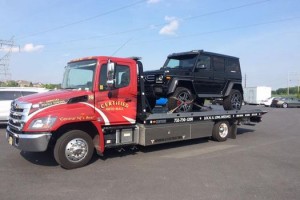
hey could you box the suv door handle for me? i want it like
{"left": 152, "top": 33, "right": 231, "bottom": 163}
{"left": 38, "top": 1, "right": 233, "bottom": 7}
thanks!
{"left": 125, "top": 98, "right": 132, "bottom": 102}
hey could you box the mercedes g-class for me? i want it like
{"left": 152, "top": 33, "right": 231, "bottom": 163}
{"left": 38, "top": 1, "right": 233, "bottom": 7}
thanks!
{"left": 144, "top": 50, "right": 243, "bottom": 112}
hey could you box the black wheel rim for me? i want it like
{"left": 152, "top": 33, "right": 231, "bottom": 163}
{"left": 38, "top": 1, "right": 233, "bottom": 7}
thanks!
{"left": 176, "top": 91, "right": 192, "bottom": 112}
{"left": 231, "top": 92, "right": 242, "bottom": 109}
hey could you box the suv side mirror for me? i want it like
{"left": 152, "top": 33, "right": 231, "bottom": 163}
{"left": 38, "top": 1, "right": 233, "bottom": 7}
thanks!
{"left": 196, "top": 63, "right": 206, "bottom": 69}
{"left": 107, "top": 60, "right": 115, "bottom": 88}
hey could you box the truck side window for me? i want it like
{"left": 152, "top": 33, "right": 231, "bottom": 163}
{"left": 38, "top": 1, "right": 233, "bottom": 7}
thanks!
{"left": 115, "top": 66, "right": 130, "bottom": 88}
{"left": 99, "top": 64, "right": 130, "bottom": 91}
{"left": 196, "top": 55, "right": 211, "bottom": 70}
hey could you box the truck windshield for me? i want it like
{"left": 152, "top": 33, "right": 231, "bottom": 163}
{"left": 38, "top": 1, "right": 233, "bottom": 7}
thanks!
{"left": 62, "top": 60, "right": 97, "bottom": 90}
{"left": 163, "top": 54, "right": 197, "bottom": 69}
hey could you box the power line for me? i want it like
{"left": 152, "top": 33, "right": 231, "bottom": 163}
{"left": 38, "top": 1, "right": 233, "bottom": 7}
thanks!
{"left": 126, "top": 16, "right": 300, "bottom": 45}
{"left": 16, "top": 0, "right": 147, "bottom": 40}
{"left": 41, "top": 16, "right": 300, "bottom": 54}
{"left": 0, "top": 38, "right": 19, "bottom": 81}
{"left": 182, "top": 0, "right": 271, "bottom": 21}
{"left": 37, "top": 0, "right": 272, "bottom": 46}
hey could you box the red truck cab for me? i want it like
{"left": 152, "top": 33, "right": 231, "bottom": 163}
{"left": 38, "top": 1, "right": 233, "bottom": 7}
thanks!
{"left": 7, "top": 56, "right": 138, "bottom": 168}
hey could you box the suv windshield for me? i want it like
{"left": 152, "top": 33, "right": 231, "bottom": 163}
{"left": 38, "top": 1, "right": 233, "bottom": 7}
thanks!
{"left": 62, "top": 60, "right": 97, "bottom": 90}
{"left": 163, "top": 54, "right": 197, "bottom": 69}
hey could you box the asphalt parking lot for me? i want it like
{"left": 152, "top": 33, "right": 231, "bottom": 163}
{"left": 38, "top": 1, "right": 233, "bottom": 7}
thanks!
{"left": 0, "top": 105, "right": 300, "bottom": 200}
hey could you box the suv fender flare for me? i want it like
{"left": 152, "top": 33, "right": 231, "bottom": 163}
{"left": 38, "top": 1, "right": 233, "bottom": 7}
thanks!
{"left": 224, "top": 82, "right": 244, "bottom": 97}
{"left": 167, "top": 78, "right": 195, "bottom": 95}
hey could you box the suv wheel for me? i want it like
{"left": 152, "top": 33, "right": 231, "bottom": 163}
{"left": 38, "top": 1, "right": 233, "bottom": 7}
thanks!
{"left": 168, "top": 87, "right": 194, "bottom": 112}
{"left": 223, "top": 89, "right": 242, "bottom": 110}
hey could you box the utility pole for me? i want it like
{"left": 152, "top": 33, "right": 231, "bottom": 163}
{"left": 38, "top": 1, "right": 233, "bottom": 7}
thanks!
{"left": 287, "top": 72, "right": 290, "bottom": 96}
{"left": 297, "top": 74, "right": 300, "bottom": 95}
{"left": 244, "top": 73, "right": 247, "bottom": 88}
{"left": 0, "top": 38, "right": 19, "bottom": 82}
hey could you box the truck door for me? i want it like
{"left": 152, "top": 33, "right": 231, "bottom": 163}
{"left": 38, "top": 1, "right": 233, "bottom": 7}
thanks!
{"left": 95, "top": 59, "right": 137, "bottom": 125}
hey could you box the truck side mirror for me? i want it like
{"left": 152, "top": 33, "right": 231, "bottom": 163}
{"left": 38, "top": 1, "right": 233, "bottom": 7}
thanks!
{"left": 107, "top": 60, "right": 115, "bottom": 89}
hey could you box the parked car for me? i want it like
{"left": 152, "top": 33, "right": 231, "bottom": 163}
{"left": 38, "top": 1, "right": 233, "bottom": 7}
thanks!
{"left": 261, "top": 97, "right": 276, "bottom": 107}
{"left": 0, "top": 87, "right": 49, "bottom": 124}
{"left": 271, "top": 97, "right": 300, "bottom": 108}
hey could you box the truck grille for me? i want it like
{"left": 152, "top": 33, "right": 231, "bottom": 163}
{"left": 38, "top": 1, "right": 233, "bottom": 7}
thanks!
{"left": 8, "top": 100, "right": 32, "bottom": 134}
{"left": 145, "top": 75, "right": 155, "bottom": 82}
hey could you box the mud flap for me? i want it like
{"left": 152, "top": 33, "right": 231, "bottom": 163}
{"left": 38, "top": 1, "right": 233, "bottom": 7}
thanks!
{"left": 229, "top": 124, "right": 237, "bottom": 139}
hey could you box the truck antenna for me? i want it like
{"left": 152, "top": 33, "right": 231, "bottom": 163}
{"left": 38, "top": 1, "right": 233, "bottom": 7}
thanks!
{"left": 111, "top": 38, "right": 132, "bottom": 56}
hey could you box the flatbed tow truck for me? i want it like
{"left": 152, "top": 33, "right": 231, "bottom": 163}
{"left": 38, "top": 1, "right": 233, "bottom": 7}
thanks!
{"left": 6, "top": 56, "right": 266, "bottom": 169}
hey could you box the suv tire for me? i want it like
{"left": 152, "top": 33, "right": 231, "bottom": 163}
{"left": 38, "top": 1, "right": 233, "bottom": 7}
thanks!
{"left": 168, "top": 87, "right": 194, "bottom": 112}
{"left": 223, "top": 89, "right": 242, "bottom": 110}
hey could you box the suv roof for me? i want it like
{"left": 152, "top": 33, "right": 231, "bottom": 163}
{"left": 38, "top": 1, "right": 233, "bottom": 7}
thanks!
{"left": 168, "top": 50, "right": 239, "bottom": 60}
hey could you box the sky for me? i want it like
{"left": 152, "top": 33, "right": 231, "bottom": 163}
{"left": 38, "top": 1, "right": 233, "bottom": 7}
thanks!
{"left": 0, "top": 0, "right": 300, "bottom": 90}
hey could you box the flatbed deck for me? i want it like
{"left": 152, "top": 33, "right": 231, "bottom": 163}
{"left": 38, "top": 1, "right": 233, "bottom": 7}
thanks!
{"left": 143, "top": 108, "right": 266, "bottom": 125}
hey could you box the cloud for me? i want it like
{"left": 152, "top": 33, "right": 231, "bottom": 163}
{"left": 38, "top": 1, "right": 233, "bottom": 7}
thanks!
{"left": 0, "top": 43, "right": 44, "bottom": 53}
{"left": 159, "top": 16, "right": 179, "bottom": 36}
{"left": 22, "top": 43, "right": 44, "bottom": 52}
{"left": 147, "top": 0, "right": 161, "bottom": 4}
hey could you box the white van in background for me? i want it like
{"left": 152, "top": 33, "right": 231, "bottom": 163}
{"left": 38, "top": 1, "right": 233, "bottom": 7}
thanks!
{"left": 0, "top": 87, "right": 49, "bottom": 124}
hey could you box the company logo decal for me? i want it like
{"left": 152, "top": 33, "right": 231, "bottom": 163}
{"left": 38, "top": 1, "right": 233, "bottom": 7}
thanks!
{"left": 100, "top": 101, "right": 129, "bottom": 111}
{"left": 59, "top": 115, "right": 95, "bottom": 122}
{"left": 40, "top": 99, "right": 67, "bottom": 108}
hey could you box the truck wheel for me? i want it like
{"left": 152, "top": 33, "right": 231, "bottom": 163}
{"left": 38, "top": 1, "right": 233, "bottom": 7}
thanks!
{"left": 168, "top": 87, "right": 194, "bottom": 112}
{"left": 54, "top": 130, "right": 94, "bottom": 169}
{"left": 212, "top": 121, "right": 230, "bottom": 142}
{"left": 223, "top": 89, "right": 242, "bottom": 110}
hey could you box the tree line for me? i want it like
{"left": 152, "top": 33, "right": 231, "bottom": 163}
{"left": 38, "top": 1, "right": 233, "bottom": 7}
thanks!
{"left": 0, "top": 80, "right": 61, "bottom": 90}
{"left": 272, "top": 86, "right": 300, "bottom": 98}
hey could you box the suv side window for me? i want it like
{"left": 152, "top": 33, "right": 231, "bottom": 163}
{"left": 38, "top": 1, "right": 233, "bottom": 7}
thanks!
{"left": 196, "top": 55, "right": 211, "bottom": 70}
{"left": 225, "top": 59, "right": 240, "bottom": 73}
{"left": 0, "top": 91, "right": 22, "bottom": 100}
{"left": 213, "top": 57, "right": 225, "bottom": 72}
{"left": 99, "top": 64, "right": 130, "bottom": 91}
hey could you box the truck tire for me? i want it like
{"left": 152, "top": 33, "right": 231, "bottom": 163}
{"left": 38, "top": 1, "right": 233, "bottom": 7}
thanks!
{"left": 212, "top": 121, "right": 230, "bottom": 142}
{"left": 168, "top": 87, "right": 194, "bottom": 112}
{"left": 54, "top": 130, "right": 94, "bottom": 169}
{"left": 223, "top": 89, "right": 242, "bottom": 110}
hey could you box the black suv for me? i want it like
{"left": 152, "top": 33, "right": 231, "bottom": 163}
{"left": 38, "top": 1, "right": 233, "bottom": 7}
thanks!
{"left": 144, "top": 50, "right": 243, "bottom": 112}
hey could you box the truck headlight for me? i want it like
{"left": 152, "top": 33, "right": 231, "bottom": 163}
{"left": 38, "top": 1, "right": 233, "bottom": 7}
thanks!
{"left": 29, "top": 116, "right": 57, "bottom": 130}
{"left": 156, "top": 75, "right": 164, "bottom": 83}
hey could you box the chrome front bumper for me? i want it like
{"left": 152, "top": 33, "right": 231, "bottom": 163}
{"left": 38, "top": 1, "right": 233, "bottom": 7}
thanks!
{"left": 6, "top": 128, "right": 51, "bottom": 152}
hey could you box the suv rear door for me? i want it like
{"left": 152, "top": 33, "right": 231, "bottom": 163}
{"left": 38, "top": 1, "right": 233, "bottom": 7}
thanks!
{"left": 193, "top": 55, "right": 215, "bottom": 95}
{"left": 212, "top": 56, "right": 226, "bottom": 94}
